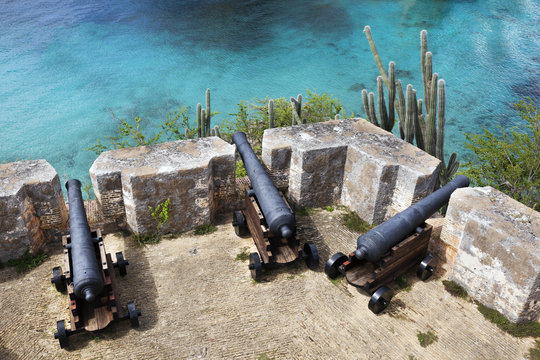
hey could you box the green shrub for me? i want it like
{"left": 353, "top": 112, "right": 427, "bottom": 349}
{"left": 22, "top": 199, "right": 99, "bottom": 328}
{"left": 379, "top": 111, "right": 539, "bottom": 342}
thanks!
{"left": 417, "top": 330, "right": 438, "bottom": 347}
{"left": 5, "top": 249, "right": 48, "bottom": 273}
{"left": 235, "top": 247, "right": 250, "bottom": 261}
{"left": 475, "top": 301, "right": 540, "bottom": 338}
{"left": 235, "top": 161, "right": 247, "bottom": 178}
{"left": 341, "top": 211, "right": 372, "bottom": 233}
{"left": 194, "top": 224, "right": 217, "bottom": 235}
{"left": 134, "top": 198, "right": 171, "bottom": 246}
{"left": 530, "top": 340, "right": 540, "bottom": 360}
{"left": 87, "top": 107, "right": 192, "bottom": 155}
{"left": 461, "top": 98, "right": 539, "bottom": 209}
{"left": 442, "top": 280, "right": 469, "bottom": 299}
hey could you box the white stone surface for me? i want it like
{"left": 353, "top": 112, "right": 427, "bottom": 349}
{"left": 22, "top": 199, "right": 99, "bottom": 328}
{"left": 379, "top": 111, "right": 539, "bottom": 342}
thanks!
{"left": 443, "top": 186, "right": 540, "bottom": 322}
{"left": 262, "top": 118, "right": 441, "bottom": 224}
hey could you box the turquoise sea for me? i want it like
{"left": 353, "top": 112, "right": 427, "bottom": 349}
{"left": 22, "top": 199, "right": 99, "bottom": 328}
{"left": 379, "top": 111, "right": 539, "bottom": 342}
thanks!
{"left": 1, "top": 0, "right": 539, "bottom": 185}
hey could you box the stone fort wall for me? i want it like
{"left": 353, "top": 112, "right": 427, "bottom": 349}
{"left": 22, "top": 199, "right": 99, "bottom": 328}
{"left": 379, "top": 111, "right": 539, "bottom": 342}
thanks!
{"left": 0, "top": 118, "right": 537, "bottom": 322}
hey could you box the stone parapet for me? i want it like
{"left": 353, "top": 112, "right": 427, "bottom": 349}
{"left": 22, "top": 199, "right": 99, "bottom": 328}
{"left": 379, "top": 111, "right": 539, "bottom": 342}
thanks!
{"left": 90, "top": 137, "right": 235, "bottom": 234}
{"left": 262, "top": 118, "right": 441, "bottom": 224}
{"left": 441, "top": 186, "right": 540, "bottom": 323}
{"left": 0, "top": 160, "right": 67, "bottom": 261}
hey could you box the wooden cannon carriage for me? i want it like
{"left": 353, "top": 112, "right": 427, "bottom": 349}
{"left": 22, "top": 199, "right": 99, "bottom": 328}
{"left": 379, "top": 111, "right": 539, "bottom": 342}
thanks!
{"left": 50, "top": 179, "right": 140, "bottom": 348}
{"left": 231, "top": 132, "right": 319, "bottom": 280}
{"left": 325, "top": 175, "right": 469, "bottom": 313}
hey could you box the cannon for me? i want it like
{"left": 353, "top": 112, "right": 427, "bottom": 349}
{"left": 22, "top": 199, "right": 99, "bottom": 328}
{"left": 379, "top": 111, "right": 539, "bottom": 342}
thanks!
{"left": 50, "top": 179, "right": 140, "bottom": 348}
{"left": 325, "top": 175, "right": 470, "bottom": 313}
{"left": 232, "top": 132, "right": 319, "bottom": 280}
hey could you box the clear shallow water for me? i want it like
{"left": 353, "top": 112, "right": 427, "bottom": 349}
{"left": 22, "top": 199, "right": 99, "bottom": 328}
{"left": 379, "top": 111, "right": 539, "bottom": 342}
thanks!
{"left": 1, "top": 0, "right": 539, "bottom": 184}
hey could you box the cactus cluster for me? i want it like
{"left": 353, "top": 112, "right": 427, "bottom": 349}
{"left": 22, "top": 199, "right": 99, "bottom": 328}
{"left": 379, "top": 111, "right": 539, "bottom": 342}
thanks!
{"left": 362, "top": 26, "right": 459, "bottom": 187}
{"left": 196, "top": 88, "right": 220, "bottom": 138}
{"left": 291, "top": 94, "right": 303, "bottom": 125}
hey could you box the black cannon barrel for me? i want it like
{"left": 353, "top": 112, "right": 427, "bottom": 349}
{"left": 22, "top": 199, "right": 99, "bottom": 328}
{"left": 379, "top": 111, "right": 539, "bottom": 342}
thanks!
{"left": 355, "top": 175, "right": 470, "bottom": 262}
{"left": 233, "top": 131, "right": 295, "bottom": 239}
{"left": 66, "top": 179, "right": 104, "bottom": 302}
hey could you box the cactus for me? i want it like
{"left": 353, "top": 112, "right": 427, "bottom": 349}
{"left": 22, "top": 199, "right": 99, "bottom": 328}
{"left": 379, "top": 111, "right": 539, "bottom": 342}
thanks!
{"left": 377, "top": 76, "right": 389, "bottom": 131}
{"left": 404, "top": 84, "right": 415, "bottom": 143}
{"left": 213, "top": 125, "right": 221, "bottom": 138}
{"left": 436, "top": 79, "right": 446, "bottom": 163}
{"left": 184, "top": 127, "right": 191, "bottom": 139}
{"left": 291, "top": 94, "right": 302, "bottom": 125}
{"left": 268, "top": 98, "right": 275, "bottom": 128}
{"left": 205, "top": 88, "right": 211, "bottom": 137}
{"left": 425, "top": 73, "right": 438, "bottom": 155}
{"left": 362, "top": 26, "right": 459, "bottom": 189}
{"left": 201, "top": 109, "right": 206, "bottom": 137}
{"left": 196, "top": 103, "right": 202, "bottom": 138}
{"left": 388, "top": 61, "right": 396, "bottom": 131}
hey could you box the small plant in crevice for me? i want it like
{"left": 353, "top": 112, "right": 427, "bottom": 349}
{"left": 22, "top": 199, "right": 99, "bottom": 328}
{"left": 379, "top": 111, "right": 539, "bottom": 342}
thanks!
{"left": 296, "top": 206, "right": 315, "bottom": 216}
{"left": 341, "top": 211, "right": 373, "bottom": 233}
{"left": 134, "top": 198, "right": 171, "bottom": 246}
{"left": 235, "top": 247, "right": 250, "bottom": 261}
{"left": 325, "top": 205, "right": 334, "bottom": 212}
{"left": 475, "top": 301, "right": 540, "bottom": 338}
{"left": 194, "top": 224, "right": 217, "bottom": 235}
{"left": 4, "top": 249, "right": 48, "bottom": 273}
{"left": 417, "top": 329, "right": 438, "bottom": 347}
{"left": 529, "top": 340, "right": 540, "bottom": 360}
{"left": 257, "top": 353, "right": 275, "bottom": 360}
{"left": 442, "top": 280, "right": 469, "bottom": 299}
{"left": 235, "top": 161, "right": 247, "bottom": 178}
{"left": 394, "top": 275, "right": 412, "bottom": 292}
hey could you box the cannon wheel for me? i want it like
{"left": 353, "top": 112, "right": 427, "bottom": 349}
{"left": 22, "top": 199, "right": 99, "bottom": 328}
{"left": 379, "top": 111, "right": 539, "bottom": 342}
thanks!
{"left": 248, "top": 252, "right": 262, "bottom": 281}
{"left": 303, "top": 242, "right": 319, "bottom": 270}
{"left": 232, "top": 211, "right": 249, "bottom": 237}
{"left": 417, "top": 254, "right": 434, "bottom": 281}
{"left": 127, "top": 302, "right": 140, "bottom": 328}
{"left": 55, "top": 320, "right": 68, "bottom": 348}
{"left": 51, "top": 266, "right": 66, "bottom": 292}
{"left": 116, "top": 252, "right": 128, "bottom": 276}
{"left": 368, "top": 286, "right": 394, "bottom": 314}
{"left": 324, "top": 252, "right": 348, "bottom": 279}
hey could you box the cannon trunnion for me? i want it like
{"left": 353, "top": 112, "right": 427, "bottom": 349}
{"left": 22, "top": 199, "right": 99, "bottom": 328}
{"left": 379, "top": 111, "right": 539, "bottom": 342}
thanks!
{"left": 50, "top": 179, "right": 140, "bottom": 348}
{"left": 325, "top": 175, "right": 470, "bottom": 314}
{"left": 232, "top": 132, "right": 319, "bottom": 280}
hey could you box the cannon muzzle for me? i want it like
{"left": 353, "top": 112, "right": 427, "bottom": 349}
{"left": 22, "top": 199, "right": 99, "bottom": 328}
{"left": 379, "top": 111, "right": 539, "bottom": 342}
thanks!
{"left": 66, "top": 179, "right": 104, "bottom": 302}
{"left": 354, "top": 175, "right": 470, "bottom": 262}
{"left": 233, "top": 132, "right": 296, "bottom": 239}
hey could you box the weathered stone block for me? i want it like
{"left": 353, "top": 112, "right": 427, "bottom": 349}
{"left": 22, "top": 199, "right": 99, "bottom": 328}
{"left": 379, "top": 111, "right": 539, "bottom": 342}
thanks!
{"left": 90, "top": 137, "right": 235, "bottom": 234}
{"left": 442, "top": 187, "right": 540, "bottom": 322}
{"left": 262, "top": 118, "right": 441, "bottom": 223}
{"left": 0, "top": 160, "right": 67, "bottom": 262}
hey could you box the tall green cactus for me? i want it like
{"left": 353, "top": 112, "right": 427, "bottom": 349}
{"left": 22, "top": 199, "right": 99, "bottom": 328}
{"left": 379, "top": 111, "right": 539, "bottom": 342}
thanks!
{"left": 196, "top": 103, "right": 202, "bottom": 138}
{"left": 362, "top": 26, "right": 459, "bottom": 188}
{"left": 205, "top": 88, "right": 211, "bottom": 137}
{"left": 268, "top": 98, "right": 275, "bottom": 128}
{"left": 291, "top": 94, "right": 302, "bottom": 125}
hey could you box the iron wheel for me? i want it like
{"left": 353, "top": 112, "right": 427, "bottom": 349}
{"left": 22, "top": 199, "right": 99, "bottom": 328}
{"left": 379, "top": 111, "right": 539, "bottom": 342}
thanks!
{"left": 248, "top": 252, "right": 262, "bottom": 281}
{"left": 54, "top": 320, "right": 68, "bottom": 348}
{"left": 116, "top": 252, "right": 128, "bottom": 276}
{"left": 324, "top": 252, "right": 348, "bottom": 279}
{"left": 417, "top": 254, "right": 434, "bottom": 281}
{"left": 232, "top": 211, "right": 249, "bottom": 237}
{"left": 368, "top": 286, "right": 394, "bottom": 314}
{"left": 51, "top": 266, "right": 66, "bottom": 292}
{"left": 127, "top": 302, "right": 140, "bottom": 328}
{"left": 303, "top": 242, "right": 319, "bottom": 270}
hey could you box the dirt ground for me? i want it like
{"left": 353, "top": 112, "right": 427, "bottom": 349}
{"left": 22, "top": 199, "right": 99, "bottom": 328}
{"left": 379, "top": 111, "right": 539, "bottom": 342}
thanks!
{"left": 0, "top": 209, "right": 536, "bottom": 359}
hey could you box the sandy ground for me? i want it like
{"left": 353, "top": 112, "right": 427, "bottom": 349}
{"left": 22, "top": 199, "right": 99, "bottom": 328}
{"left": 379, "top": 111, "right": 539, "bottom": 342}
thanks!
{"left": 0, "top": 209, "right": 536, "bottom": 359}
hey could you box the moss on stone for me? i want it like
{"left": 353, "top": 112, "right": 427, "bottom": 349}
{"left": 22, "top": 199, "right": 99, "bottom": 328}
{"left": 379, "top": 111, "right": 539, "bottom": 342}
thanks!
{"left": 475, "top": 301, "right": 540, "bottom": 338}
